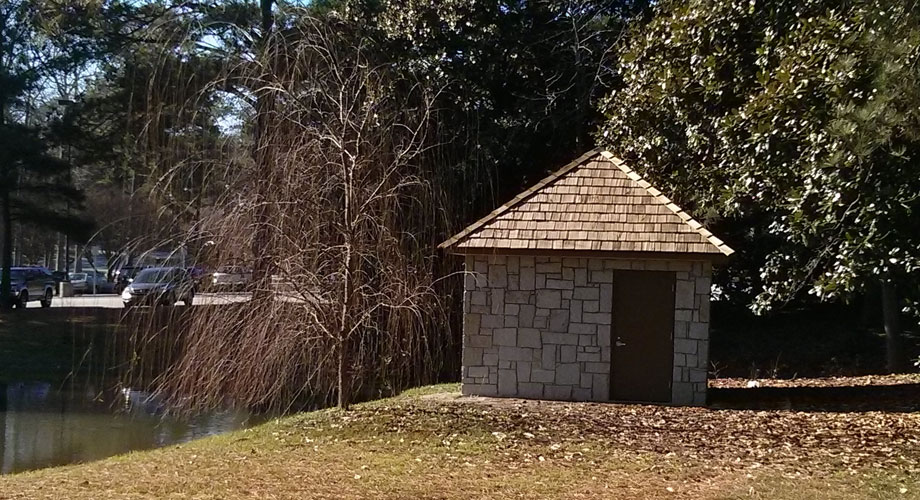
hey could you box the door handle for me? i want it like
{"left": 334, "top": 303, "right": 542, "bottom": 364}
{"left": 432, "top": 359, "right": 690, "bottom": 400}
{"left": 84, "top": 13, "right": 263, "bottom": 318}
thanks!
{"left": 615, "top": 338, "right": 627, "bottom": 347}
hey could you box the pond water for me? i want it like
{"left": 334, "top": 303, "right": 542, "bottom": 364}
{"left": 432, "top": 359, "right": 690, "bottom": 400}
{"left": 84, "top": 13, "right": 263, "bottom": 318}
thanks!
{"left": 0, "top": 381, "right": 260, "bottom": 474}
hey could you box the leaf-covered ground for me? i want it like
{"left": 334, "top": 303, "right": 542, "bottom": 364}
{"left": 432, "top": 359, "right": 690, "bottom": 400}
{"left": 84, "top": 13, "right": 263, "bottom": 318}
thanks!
{"left": 1, "top": 384, "right": 918, "bottom": 499}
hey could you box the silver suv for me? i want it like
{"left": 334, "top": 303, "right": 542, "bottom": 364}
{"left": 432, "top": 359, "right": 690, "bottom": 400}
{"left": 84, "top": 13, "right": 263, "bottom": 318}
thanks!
{"left": 9, "top": 267, "right": 55, "bottom": 308}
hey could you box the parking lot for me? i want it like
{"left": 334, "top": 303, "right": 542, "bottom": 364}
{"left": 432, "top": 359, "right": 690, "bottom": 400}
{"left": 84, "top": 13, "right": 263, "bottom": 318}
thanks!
{"left": 25, "top": 293, "right": 252, "bottom": 309}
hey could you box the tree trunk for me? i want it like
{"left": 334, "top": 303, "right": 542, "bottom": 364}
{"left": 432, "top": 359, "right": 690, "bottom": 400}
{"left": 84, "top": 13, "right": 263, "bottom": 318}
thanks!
{"left": 880, "top": 279, "right": 907, "bottom": 373}
{"left": 0, "top": 193, "right": 13, "bottom": 310}
{"left": 250, "top": 0, "right": 276, "bottom": 303}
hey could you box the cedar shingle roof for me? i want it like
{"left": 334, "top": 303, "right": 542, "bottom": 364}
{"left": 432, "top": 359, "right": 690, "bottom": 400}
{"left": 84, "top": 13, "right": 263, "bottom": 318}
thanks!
{"left": 439, "top": 150, "right": 734, "bottom": 256}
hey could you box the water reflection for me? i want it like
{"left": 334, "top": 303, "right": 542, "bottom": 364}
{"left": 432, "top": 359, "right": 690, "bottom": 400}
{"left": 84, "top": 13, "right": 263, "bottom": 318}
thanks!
{"left": 0, "top": 382, "right": 258, "bottom": 474}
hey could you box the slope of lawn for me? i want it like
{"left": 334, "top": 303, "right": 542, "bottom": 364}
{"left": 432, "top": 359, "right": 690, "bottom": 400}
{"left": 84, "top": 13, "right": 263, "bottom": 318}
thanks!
{"left": 1, "top": 384, "right": 918, "bottom": 499}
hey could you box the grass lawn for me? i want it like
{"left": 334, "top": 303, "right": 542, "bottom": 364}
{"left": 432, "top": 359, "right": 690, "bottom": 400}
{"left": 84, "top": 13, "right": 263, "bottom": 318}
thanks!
{"left": 1, "top": 384, "right": 917, "bottom": 499}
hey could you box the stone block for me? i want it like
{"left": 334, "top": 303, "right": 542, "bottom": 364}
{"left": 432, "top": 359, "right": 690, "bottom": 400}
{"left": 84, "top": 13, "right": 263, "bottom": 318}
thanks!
{"left": 673, "top": 320, "right": 689, "bottom": 339}
{"left": 562, "top": 290, "right": 573, "bottom": 300}
{"left": 463, "top": 313, "right": 481, "bottom": 336}
{"left": 568, "top": 323, "right": 597, "bottom": 335}
{"left": 463, "top": 347, "right": 483, "bottom": 366}
{"left": 467, "top": 366, "right": 489, "bottom": 378}
{"left": 498, "top": 369, "right": 517, "bottom": 395}
{"left": 536, "top": 290, "right": 561, "bottom": 309}
{"left": 675, "top": 339, "right": 698, "bottom": 354}
{"left": 533, "top": 316, "right": 547, "bottom": 329}
{"left": 532, "top": 369, "right": 555, "bottom": 383}
{"left": 505, "top": 304, "right": 520, "bottom": 315}
{"left": 675, "top": 280, "right": 695, "bottom": 309}
{"left": 518, "top": 328, "right": 542, "bottom": 348}
{"left": 583, "top": 312, "right": 611, "bottom": 325}
{"left": 543, "top": 332, "right": 578, "bottom": 345}
{"left": 474, "top": 258, "right": 488, "bottom": 275}
{"left": 597, "top": 325, "right": 611, "bottom": 347}
{"left": 560, "top": 345, "right": 577, "bottom": 363}
{"left": 668, "top": 261, "right": 693, "bottom": 271}
{"left": 673, "top": 366, "right": 683, "bottom": 383}
{"left": 571, "top": 300, "right": 583, "bottom": 323}
{"left": 504, "top": 315, "right": 519, "bottom": 327}
{"left": 519, "top": 267, "right": 535, "bottom": 290}
{"left": 545, "top": 385, "right": 572, "bottom": 400}
{"left": 536, "top": 262, "right": 562, "bottom": 273}
{"left": 592, "top": 374, "right": 609, "bottom": 401}
{"left": 689, "top": 322, "right": 708, "bottom": 340}
{"left": 541, "top": 345, "right": 556, "bottom": 370}
{"left": 517, "top": 361, "right": 531, "bottom": 383}
{"left": 489, "top": 264, "right": 508, "bottom": 288}
{"left": 471, "top": 305, "right": 490, "bottom": 314}
{"left": 505, "top": 291, "right": 531, "bottom": 304}
{"left": 572, "top": 388, "right": 592, "bottom": 401}
{"left": 556, "top": 364, "right": 580, "bottom": 385}
{"left": 698, "top": 341, "right": 709, "bottom": 365}
{"left": 699, "top": 298, "right": 710, "bottom": 322}
{"left": 578, "top": 334, "right": 594, "bottom": 346}
{"left": 577, "top": 351, "right": 600, "bottom": 362}
{"left": 585, "top": 362, "right": 609, "bottom": 374}
{"left": 467, "top": 335, "right": 492, "bottom": 348}
{"left": 580, "top": 372, "right": 593, "bottom": 389}
{"left": 482, "top": 314, "right": 503, "bottom": 329}
{"left": 518, "top": 304, "right": 536, "bottom": 328}
{"left": 562, "top": 267, "right": 574, "bottom": 280}
{"left": 491, "top": 288, "right": 505, "bottom": 315}
{"left": 535, "top": 274, "right": 546, "bottom": 289}
{"left": 599, "top": 284, "right": 613, "bottom": 312}
{"left": 588, "top": 259, "right": 603, "bottom": 270}
{"left": 546, "top": 279, "right": 573, "bottom": 290}
{"left": 462, "top": 383, "right": 497, "bottom": 397}
{"left": 573, "top": 287, "right": 599, "bottom": 300}
{"left": 646, "top": 260, "right": 668, "bottom": 271}
{"left": 672, "top": 382, "right": 693, "bottom": 405}
{"left": 675, "top": 309, "right": 692, "bottom": 322}
{"left": 471, "top": 291, "right": 488, "bottom": 305}
{"left": 499, "top": 346, "right": 533, "bottom": 361}
{"left": 607, "top": 260, "right": 632, "bottom": 270}
{"left": 583, "top": 300, "right": 599, "bottom": 313}
{"left": 549, "top": 309, "right": 570, "bottom": 332}
{"left": 689, "top": 368, "right": 707, "bottom": 383}
{"left": 507, "top": 257, "right": 520, "bottom": 274}
{"left": 574, "top": 268, "right": 587, "bottom": 286}
{"left": 483, "top": 352, "right": 499, "bottom": 366}
{"left": 590, "top": 270, "right": 613, "bottom": 283}
{"left": 493, "top": 328, "right": 517, "bottom": 346}
{"left": 519, "top": 256, "right": 534, "bottom": 267}
{"left": 518, "top": 382, "right": 544, "bottom": 399}
{"left": 499, "top": 360, "right": 512, "bottom": 369}
{"left": 673, "top": 353, "right": 686, "bottom": 367}
{"left": 695, "top": 276, "right": 712, "bottom": 295}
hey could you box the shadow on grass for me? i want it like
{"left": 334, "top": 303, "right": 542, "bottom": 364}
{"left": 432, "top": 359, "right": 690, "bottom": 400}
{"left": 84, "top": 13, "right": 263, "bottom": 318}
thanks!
{"left": 709, "top": 383, "right": 920, "bottom": 412}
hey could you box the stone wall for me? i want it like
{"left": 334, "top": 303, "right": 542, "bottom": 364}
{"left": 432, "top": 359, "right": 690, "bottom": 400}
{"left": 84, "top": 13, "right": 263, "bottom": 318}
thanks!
{"left": 461, "top": 255, "right": 712, "bottom": 405}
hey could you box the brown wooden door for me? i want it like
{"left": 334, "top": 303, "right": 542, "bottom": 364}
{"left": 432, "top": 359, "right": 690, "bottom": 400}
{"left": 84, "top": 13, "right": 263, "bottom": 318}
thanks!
{"left": 610, "top": 270, "right": 675, "bottom": 402}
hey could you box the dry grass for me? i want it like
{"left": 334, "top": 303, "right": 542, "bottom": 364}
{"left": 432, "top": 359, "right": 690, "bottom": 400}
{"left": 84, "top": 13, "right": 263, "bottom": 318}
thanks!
{"left": 1, "top": 384, "right": 918, "bottom": 499}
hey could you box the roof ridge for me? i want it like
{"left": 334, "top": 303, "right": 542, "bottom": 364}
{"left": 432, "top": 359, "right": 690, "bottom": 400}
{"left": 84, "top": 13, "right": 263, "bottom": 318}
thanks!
{"left": 437, "top": 148, "right": 602, "bottom": 249}
{"left": 440, "top": 150, "right": 734, "bottom": 257}
{"left": 596, "top": 151, "right": 733, "bottom": 256}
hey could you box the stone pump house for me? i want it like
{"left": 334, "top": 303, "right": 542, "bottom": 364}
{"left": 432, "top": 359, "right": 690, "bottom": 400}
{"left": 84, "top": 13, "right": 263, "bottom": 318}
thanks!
{"left": 440, "top": 150, "right": 734, "bottom": 406}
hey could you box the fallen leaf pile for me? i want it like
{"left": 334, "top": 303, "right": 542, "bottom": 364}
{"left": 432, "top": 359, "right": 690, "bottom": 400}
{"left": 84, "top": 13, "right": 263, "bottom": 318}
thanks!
{"left": 293, "top": 383, "right": 920, "bottom": 479}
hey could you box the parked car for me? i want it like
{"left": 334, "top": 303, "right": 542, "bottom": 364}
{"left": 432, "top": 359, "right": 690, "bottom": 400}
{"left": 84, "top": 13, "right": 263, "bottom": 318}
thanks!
{"left": 70, "top": 271, "right": 114, "bottom": 294}
{"left": 210, "top": 266, "right": 252, "bottom": 291}
{"left": 8, "top": 267, "right": 55, "bottom": 308}
{"left": 112, "top": 266, "right": 146, "bottom": 294}
{"left": 69, "top": 272, "right": 88, "bottom": 294}
{"left": 121, "top": 267, "right": 196, "bottom": 307}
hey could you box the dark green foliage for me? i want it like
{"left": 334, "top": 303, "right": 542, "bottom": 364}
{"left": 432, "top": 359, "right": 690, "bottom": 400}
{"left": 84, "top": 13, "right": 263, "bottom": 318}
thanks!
{"left": 599, "top": 0, "right": 920, "bottom": 317}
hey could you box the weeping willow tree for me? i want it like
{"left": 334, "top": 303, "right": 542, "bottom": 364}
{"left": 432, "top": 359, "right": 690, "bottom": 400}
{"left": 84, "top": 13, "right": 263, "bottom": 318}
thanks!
{"left": 105, "top": 3, "right": 452, "bottom": 412}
